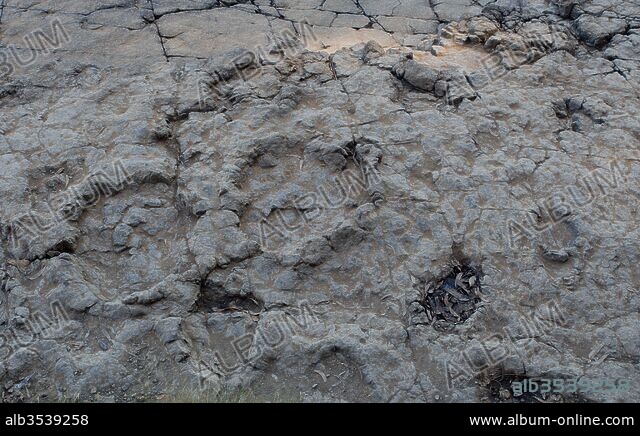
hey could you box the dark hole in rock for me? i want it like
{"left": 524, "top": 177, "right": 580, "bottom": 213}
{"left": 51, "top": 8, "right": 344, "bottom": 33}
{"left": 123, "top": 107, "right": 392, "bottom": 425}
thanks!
{"left": 45, "top": 239, "right": 76, "bottom": 258}
{"left": 416, "top": 261, "right": 483, "bottom": 331}
{"left": 196, "top": 281, "right": 263, "bottom": 314}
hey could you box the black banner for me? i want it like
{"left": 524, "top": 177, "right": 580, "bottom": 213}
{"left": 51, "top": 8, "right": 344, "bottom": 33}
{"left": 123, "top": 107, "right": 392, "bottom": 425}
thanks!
{"left": 0, "top": 402, "right": 637, "bottom": 434}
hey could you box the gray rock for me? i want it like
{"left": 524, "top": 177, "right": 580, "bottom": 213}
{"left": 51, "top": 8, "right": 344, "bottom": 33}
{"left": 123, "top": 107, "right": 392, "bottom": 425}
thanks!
{"left": 395, "top": 59, "right": 439, "bottom": 92}
{"left": 155, "top": 317, "right": 182, "bottom": 344}
{"left": 573, "top": 15, "right": 628, "bottom": 47}
{"left": 112, "top": 224, "right": 133, "bottom": 247}
{"left": 1, "top": 0, "right": 639, "bottom": 404}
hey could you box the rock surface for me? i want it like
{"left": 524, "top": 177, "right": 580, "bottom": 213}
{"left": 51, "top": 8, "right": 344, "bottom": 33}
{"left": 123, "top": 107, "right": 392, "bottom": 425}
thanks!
{"left": 0, "top": 0, "right": 639, "bottom": 403}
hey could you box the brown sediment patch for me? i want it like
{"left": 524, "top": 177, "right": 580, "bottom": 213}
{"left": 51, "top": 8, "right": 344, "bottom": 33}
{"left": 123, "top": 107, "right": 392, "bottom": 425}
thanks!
{"left": 307, "top": 27, "right": 398, "bottom": 54}
{"left": 413, "top": 43, "right": 488, "bottom": 71}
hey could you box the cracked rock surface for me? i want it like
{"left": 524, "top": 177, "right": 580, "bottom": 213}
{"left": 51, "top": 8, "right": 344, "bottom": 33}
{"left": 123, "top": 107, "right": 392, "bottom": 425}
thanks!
{"left": 1, "top": 0, "right": 639, "bottom": 402}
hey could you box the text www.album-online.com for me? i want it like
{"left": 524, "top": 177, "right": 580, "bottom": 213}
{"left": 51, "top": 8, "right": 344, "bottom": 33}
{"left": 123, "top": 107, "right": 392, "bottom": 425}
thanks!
{"left": 469, "top": 414, "right": 635, "bottom": 426}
